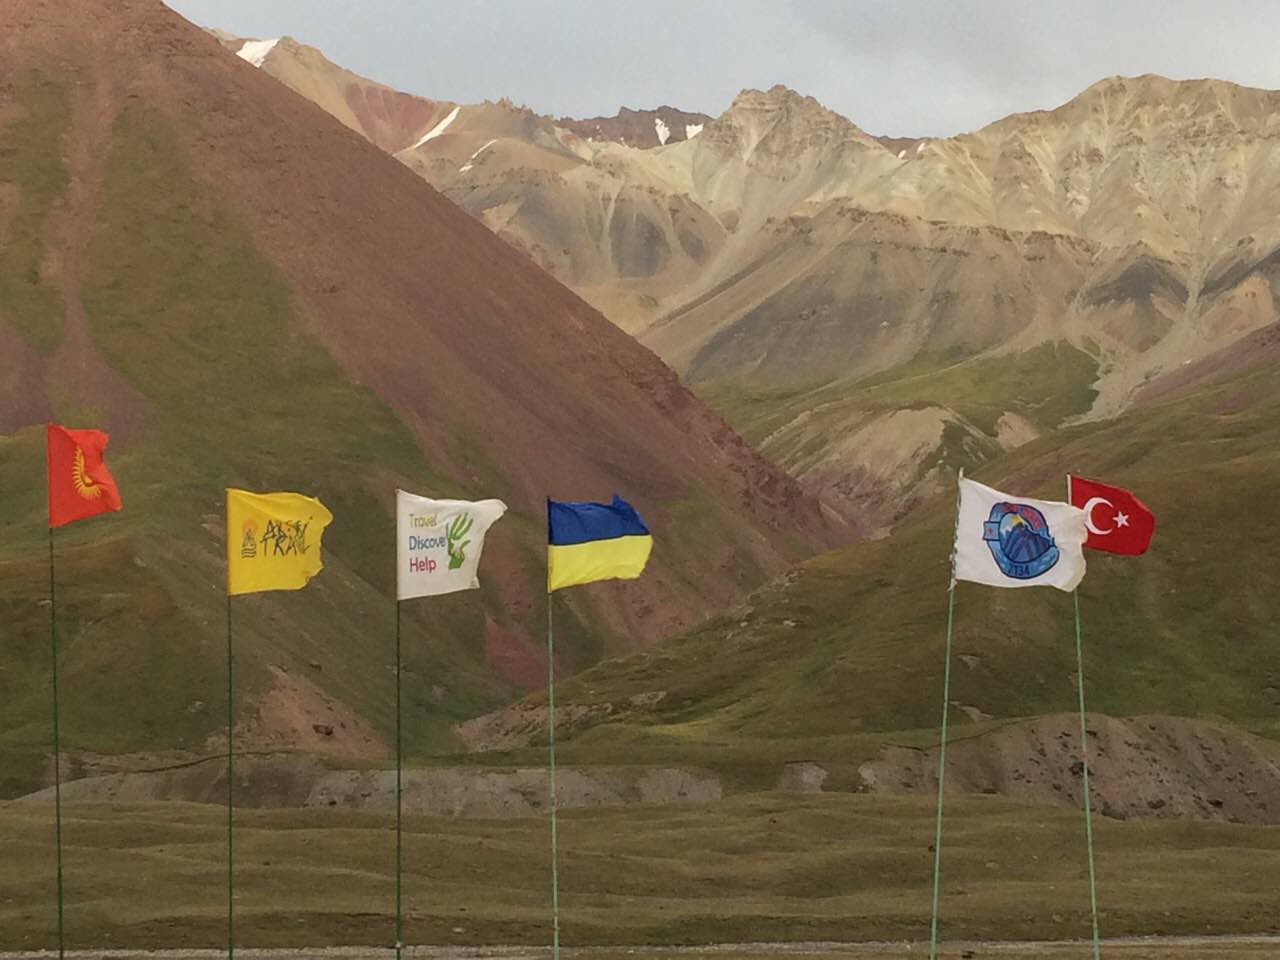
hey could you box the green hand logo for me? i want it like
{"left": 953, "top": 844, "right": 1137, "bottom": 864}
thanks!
{"left": 446, "top": 513, "right": 474, "bottom": 570}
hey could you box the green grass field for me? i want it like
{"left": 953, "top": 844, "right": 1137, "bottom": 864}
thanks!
{"left": 1, "top": 793, "right": 1278, "bottom": 951}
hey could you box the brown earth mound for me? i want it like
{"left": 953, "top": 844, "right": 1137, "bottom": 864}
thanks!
{"left": 858, "top": 714, "right": 1280, "bottom": 825}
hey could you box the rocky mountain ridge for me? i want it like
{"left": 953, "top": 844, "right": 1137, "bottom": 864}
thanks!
{"left": 217, "top": 31, "right": 1280, "bottom": 525}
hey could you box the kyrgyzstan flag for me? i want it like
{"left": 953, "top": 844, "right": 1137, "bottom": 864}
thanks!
{"left": 47, "top": 424, "right": 123, "bottom": 528}
{"left": 1068, "top": 475, "right": 1155, "bottom": 555}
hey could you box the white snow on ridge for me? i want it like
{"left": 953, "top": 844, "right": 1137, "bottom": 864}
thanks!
{"left": 408, "top": 105, "right": 461, "bottom": 150}
{"left": 459, "top": 138, "right": 498, "bottom": 174}
{"left": 237, "top": 38, "right": 280, "bottom": 68}
{"left": 685, "top": 123, "right": 704, "bottom": 140}
{"left": 654, "top": 117, "right": 671, "bottom": 145}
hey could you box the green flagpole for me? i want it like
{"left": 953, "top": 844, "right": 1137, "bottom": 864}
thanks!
{"left": 395, "top": 600, "right": 404, "bottom": 960}
{"left": 226, "top": 592, "right": 234, "bottom": 960}
{"left": 48, "top": 526, "right": 65, "bottom": 960}
{"left": 1067, "top": 476, "right": 1102, "bottom": 960}
{"left": 546, "top": 593, "right": 561, "bottom": 960}
{"left": 927, "top": 585, "right": 957, "bottom": 960}
{"left": 927, "top": 468, "right": 964, "bottom": 960}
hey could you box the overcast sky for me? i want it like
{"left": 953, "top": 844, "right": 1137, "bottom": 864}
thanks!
{"left": 167, "top": 0, "right": 1280, "bottom": 137}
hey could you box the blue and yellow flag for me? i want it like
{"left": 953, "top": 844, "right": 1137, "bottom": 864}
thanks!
{"left": 547, "top": 495, "right": 653, "bottom": 591}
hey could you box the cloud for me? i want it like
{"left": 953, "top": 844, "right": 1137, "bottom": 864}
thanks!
{"left": 166, "top": 0, "right": 1280, "bottom": 136}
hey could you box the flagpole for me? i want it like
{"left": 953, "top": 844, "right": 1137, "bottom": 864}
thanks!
{"left": 394, "top": 599, "right": 403, "bottom": 960}
{"left": 927, "top": 468, "right": 964, "bottom": 960}
{"left": 1067, "top": 475, "right": 1102, "bottom": 960}
{"left": 546, "top": 592, "right": 561, "bottom": 960}
{"left": 48, "top": 526, "right": 65, "bottom": 960}
{"left": 225, "top": 591, "right": 234, "bottom": 960}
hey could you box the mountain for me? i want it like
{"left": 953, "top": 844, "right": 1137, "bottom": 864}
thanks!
{"left": 558, "top": 105, "right": 713, "bottom": 148}
{"left": 211, "top": 33, "right": 458, "bottom": 153}
{"left": 0, "top": 0, "right": 852, "bottom": 797}
{"left": 622, "top": 76, "right": 1280, "bottom": 525}
{"left": 224, "top": 43, "right": 1280, "bottom": 529}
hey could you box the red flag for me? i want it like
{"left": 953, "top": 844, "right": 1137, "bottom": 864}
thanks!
{"left": 1068, "top": 475, "right": 1154, "bottom": 555}
{"left": 46, "top": 424, "right": 123, "bottom": 528}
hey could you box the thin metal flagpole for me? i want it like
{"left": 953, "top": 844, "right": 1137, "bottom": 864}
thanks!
{"left": 48, "top": 526, "right": 65, "bottom": 960}
{"left": 927, "top": 584, "right": 957, "bottom": 960}
{"left": 1067, "top": 475, "right": 1103, "bottom": 960}
{"left": 225, "top": 592, "right": 234, "bottom": 960}
{"left": 395, "top": 600, "right": 404, "bottom": 960}
{"left": 546, "top": 593, "right": 561, "bottom": 960}
{"left": 927, "top": 468, "right": 964, "bottom": 960}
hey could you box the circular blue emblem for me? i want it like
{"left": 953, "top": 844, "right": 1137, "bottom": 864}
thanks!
{"left": 982, "top": 502, "right": 1060, "bottom": 579}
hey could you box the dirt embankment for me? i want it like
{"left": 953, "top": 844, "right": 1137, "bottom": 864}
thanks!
{"left": 308, "top": 766, "right": 722, "bottom": 817}
{"left": 20, "top": 713, "right": 1280, "bottom": 825}
{"left": 857, "top": 713, "right": 1280, "bottom": 824}
{"left": 17, "top": 760, "right": 723, "bottom": 817}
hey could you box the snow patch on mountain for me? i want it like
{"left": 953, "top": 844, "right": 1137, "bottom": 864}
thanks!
{"left": 408, "top": 105, "right": 460, "bottom": 150}
{"left": 460, "top": 138, "right": 498, "bottom": 173}
{"left": 237, "top": 38, "right": 280, "bottom": 68}
{"left": 654, "top": 117, "right": 670, "bottom": 145}
{"left": 685, "top": 123, "right": 704, "bottom": 139}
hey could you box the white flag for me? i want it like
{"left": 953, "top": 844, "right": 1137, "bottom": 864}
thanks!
{"left": 396, "top": 490, "right": 506, "bottom": 600}
{"left": 953, "top": 477, "right": 1087, "bottom": 592}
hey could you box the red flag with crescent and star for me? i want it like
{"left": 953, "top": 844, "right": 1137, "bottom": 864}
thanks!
{"left": 1068, "top": 475, "right": 1154, "bottom": 556}
{"left": 46, "top": 424, "right": 123, "bottom": 528}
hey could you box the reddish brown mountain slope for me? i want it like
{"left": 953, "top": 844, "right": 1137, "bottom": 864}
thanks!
{"left": 210, "top": 33, "right": 456, "bottom": 154}
{"left": 0, "top": 0, "right": 854, "bottom": 788}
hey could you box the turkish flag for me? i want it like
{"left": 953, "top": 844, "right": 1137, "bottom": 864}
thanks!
{"left": 1068, "top": 475, "right": 1155, "bottom": 555}
{"left": 47, "top": 424, "right": 123, "bottom": 528}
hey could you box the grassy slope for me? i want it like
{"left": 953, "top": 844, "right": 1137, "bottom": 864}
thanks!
{"left": 0, "top": 101, "right": 544, "bottom": 796}
{"left": 1, "top": 794, "right": 1278, "bottom": 949}
{"left": 0, "top": 69, "right": 806, "bottom": 799}
{"left": 0, "top": 70, "right": 69, "bottom": 354}
{"left": 703, "top": 342, "right": 1100, "bottom": 481}
{"left": 538, "top": 349, "right": 1280, "bottom": 761}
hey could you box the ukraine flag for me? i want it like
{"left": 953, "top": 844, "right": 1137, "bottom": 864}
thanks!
{"left": 547, "top": 495, "right": 653, "bottom": 591}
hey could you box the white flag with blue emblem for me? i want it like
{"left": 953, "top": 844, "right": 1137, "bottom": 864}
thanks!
{"left": 953, "top": 477, "right": 1087, "bottom": 592}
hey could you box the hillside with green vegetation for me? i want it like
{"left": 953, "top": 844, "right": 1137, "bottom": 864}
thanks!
{"left": 0, "top": 1, "right": 848, "bottom": 801}
{"left": 0, "top": 70, "right": 69, "bottom": 355}
{"left": 0, "top": 90, "right": 513, "bottom": 798}
{"left": 698, "top": 340, "right": 1102, "bottom": 528}
{"left": 509, "top": 340, "right": 1280, "bottom": 767}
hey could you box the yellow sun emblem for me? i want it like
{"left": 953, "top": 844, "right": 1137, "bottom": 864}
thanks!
{"left": 72, "top": 447, "right": 103, "bottom": 501}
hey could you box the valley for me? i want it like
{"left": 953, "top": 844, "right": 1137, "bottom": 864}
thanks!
{"left": 2, "top": 1, "right": 1280, "bottom": 954}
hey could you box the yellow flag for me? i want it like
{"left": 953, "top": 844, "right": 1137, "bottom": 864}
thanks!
{"left": 226, "top": 489, "right": 334, "bottom": 596}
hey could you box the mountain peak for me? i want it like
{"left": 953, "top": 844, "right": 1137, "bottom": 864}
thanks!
{"left": 727, "top": 84, "right": 831, "bottom": 115}
{"left": 707, "top": 84, "right": 883, "bottom": 162}
{"left": 1053, "top": 72, "right": 1280, "bottom": 122}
